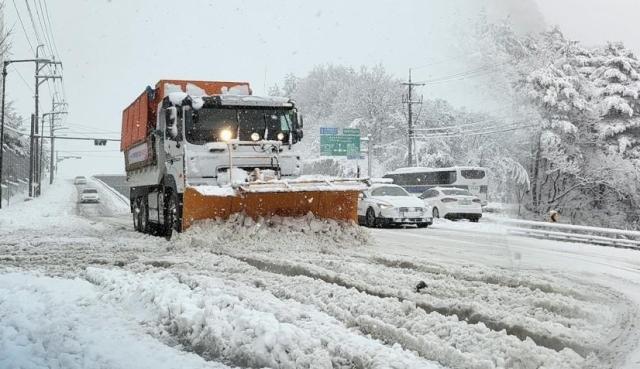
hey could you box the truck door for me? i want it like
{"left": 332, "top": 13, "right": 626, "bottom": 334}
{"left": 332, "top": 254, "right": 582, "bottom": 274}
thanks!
{"left": 162, "top": 106, "right": 185, "bottom": 192}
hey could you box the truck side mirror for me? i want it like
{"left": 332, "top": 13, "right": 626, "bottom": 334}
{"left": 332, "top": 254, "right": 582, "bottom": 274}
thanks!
{"left": 291, "top": 113, "right": 303, "bottom": 143}
{"left": 165, "top": 107, "right": 178, "bottom": 139}
{"left": 297, "top": 112, "right": 304, "bottom": 128}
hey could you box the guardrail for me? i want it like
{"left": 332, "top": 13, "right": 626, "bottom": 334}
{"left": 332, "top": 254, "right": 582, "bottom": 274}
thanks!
{"left": 91, "top": 176, "right": 130, "bottom": 206}
{"left": 497, "top": 218, "right": 640, "bottom": 250}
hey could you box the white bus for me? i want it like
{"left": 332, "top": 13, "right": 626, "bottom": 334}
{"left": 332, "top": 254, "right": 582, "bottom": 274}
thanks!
{"left": 383, "top": 166, "right": 488, "bottom": 205}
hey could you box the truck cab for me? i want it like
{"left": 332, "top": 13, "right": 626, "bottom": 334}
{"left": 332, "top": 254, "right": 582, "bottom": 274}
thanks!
{"left": 161, "top": 93, "right": 304, "bottom": 191}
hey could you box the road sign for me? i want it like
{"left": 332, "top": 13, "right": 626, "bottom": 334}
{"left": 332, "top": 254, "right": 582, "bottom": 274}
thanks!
{"left": 320, "top": 127, "right": 338, "bottom": 135}
{"left": 320, "top": 127, "right": 361, "bottom": 157}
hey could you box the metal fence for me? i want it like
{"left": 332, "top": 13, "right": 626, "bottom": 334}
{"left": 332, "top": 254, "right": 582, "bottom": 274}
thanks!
{"left": 499, "top": 218, "right": 640, "bottom": 250}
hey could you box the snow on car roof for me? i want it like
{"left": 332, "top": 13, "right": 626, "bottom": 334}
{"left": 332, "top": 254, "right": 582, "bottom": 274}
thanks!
{"left": 432, "top": 186, "right": 469, "bottom": 191}
{"left": 367, "top": 183, "right": 403, "bottom": 191}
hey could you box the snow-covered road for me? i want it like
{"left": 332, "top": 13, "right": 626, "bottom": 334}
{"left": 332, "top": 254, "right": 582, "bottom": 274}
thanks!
{"left": 1, "top": 178, "right": 639, "bottom": 369}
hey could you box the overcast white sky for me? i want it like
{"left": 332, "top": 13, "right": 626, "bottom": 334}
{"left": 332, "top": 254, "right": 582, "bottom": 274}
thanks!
{"left": 4, "top": 0, "right": 639, "bottom": 175}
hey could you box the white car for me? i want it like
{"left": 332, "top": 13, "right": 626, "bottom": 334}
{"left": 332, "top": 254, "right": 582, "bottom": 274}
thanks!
{"left": 358, "top": 184, "right": 432, "bottom": 228}
{"left": 80, "top": 188, "right": 100, "bottom": 203}
{"left": 74, "top": 176, "right": 87, "bottom": 185}
{"left": 419, "top": 187, "right": 482, "bottom": 222}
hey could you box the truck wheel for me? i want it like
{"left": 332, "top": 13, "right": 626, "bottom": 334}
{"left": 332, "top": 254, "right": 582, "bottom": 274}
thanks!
{"left": 132, "top": 198, "right": 141, "bottom": 232}
{"left": 417, "top": 222, "right": 429, "bottom": 228}
{"left": 139, "top": 199, "right": 149, "bottom": 234}
{"left": 164, "top": 191, "right": 181, "bottom": 239}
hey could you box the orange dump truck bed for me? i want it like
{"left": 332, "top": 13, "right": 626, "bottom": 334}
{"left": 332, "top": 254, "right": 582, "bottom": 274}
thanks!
{"left": 120, "top": 80, "right": 251, "bottom": 152}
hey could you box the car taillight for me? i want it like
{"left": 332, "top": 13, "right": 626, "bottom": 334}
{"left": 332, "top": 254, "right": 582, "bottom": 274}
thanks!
{"left": 472, "top": 198, "right": 481, "bottom": 203}
{"left": 441, "top": 197, "right": 457, "bottom": 203}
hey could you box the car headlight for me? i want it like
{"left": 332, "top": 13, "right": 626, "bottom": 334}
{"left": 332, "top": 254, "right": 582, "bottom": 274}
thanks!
{"left": 378, "top": 203, "right": 393, "bottom": 209}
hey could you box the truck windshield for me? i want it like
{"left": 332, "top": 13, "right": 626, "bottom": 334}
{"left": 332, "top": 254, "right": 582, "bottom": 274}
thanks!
{"left": 185, "top": 107, "right": 294, "bottom": 144}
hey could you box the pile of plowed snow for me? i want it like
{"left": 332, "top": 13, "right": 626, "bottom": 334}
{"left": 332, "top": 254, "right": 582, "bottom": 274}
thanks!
{"left": 173, "top": 213, "right": 371, "bottom": 253}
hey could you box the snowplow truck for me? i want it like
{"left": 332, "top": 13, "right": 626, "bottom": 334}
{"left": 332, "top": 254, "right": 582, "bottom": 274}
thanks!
{"left": 121, "top": 80, "right": 364, "bottom": 237}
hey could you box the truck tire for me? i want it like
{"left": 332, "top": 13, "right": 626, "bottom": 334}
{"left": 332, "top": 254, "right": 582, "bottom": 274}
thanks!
{"left": 163, "top": 191, "right": 181, "bottom": 240}
{"left": 132, "top": 198, "right": 141, "bottom": 232}
{"left": 139, "top": 198, "right": 149, "bottom": 234}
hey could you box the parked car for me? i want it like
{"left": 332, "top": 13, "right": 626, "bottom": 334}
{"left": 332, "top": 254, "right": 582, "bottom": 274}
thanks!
{"left": 80, "top": 188, "right": 100, "bottom": 203}
{"left": 358, "top": 184, "right": 432, "bottom": 228}
{"left": 74, "top": 176, "right": 87, "bottom": 185}
{"left": 419, "top": 187, "right": 482, "bottom": 222}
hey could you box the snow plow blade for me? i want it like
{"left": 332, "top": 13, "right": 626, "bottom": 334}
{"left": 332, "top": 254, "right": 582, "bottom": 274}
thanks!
{"left": 181, "top": 179, "right": 367, "bottom": 230}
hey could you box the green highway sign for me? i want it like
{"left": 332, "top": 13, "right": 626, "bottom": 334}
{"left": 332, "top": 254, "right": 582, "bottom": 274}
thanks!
{"left": 342, "top": 128, "right": 361, "bottom": 135}
{"left": 320, "top": 127, "right": 361, "bottom": 157}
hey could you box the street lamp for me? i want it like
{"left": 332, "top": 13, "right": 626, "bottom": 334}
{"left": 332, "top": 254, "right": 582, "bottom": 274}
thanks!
{"left": 0, "top": 57, "right": 56, "bottom": 208}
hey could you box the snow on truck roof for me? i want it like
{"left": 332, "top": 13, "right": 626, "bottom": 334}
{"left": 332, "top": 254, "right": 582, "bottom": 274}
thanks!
{"left": 386, "top": 166, "right": 487, "bottom": 174}
{"left": 167, "top": 91, "right": 293, "bottom": 108}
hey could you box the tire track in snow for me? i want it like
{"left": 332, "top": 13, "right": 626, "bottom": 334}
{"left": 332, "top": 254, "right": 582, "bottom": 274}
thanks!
{"left": 230, "top": 254, "right": 592, "bottom": 356}
{"left": 180, "top": 253, "right": 591, "bottom": 369}
{"left": 367, "top": 255, "right": 590, "bottom": 300}
{"left": 84, "top": 267, "right": 442, "bottom": 369}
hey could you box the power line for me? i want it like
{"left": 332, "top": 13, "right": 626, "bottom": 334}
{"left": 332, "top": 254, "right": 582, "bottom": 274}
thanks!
{"left": 32, "top": 0, "right": 53, "bottom": 57}
{"left": 35, "top": 0, "right": 56, "bottom": 57}
{"left": 40, "top": 0, "right": 60, "bottom": 58}
{"left": 23, "top": 0, "right": 42, "bottom": 46}
{"left": 10, "top": 65, "right": 34, "bottom": 93}
{"left": 414, "top": 123, "right": 537, "bottom": 139}
{"left": 411, "top": 51, "right": 481, "bottom": 71}
{"left": 413, "top": 113, "right": 537, "bottom": 132}
{"left": 11, "top": 0, "right": 35, "bottom": 53}
{"left": 39, "top": 0, "right": 67, "bottom": 105}
{"left": 413, "top": 61, "right": 513, "bottom": 85}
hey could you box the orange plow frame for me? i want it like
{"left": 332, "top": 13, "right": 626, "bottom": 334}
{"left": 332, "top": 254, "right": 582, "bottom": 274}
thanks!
{"left": 181, "top": 186, "right": 361, "bottom": 230}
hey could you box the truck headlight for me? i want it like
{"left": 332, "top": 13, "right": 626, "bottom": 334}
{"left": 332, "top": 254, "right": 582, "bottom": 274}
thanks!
{"left": 220, "top": 129, "right": 233, "bottom": 142}
{"left": 277, "top": 132, "right": 285, "bottom": 141}
{"left": 251, "top": 132, "right": 260, "bottom": 141}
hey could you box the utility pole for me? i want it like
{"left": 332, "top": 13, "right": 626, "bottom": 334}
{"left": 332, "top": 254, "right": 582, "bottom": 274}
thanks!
{"left": 50, "top": 101, "right": 68, "bottom": 184}
{"left": 401, "top": 68, "right": 424, "bottom": 167}
{"left": 29, "top": 44, "right": 62, "bottom": 197}
{"left": 0, "top": 62, "right": 6, "bottom": 208}
{"left": 43, "top": 106, "right": 67, "bottom": 185}
{"left": 30, "top": 45, "right": 44, "bottom": 197}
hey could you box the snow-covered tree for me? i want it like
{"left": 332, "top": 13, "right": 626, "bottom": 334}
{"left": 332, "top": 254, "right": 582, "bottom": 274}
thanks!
{"left": 589, "top": 42, "right": 640, "bottom": 161}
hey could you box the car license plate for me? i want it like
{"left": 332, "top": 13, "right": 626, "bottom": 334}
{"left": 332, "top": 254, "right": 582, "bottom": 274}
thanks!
{"left": 460, "top": 200, "right": 471, "bottom": 205}
{"left": 403, "top": 211, "right": 421, "bottom": 217}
